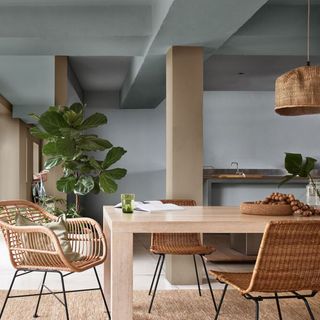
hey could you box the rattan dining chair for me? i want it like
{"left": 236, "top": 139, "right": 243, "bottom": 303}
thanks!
{"left": 0, "top": 200, "right": 110, "bottom": 320}
{"left": 210, "top": 220, "right": 320, "bottom": 320}
{"left": 148, "top": 199, "right": 217, "bottom": 313}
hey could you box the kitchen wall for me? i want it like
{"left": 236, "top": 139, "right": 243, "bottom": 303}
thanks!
{"left": 82, "top": 91, "right": 320, "bottom": 222}
{"left": 203, "top": 91, "right": 320, "bottom": 169}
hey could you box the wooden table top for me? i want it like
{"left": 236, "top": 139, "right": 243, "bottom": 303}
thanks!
{"left": 103, "top": 206, "right": 320, "bottom": 233}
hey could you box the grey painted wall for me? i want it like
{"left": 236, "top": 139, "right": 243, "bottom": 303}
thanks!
{"left": 82, "top": 99, "right": 166, "bottom": 223}
{"left": 203, "top": 91, "right": 320, "bottom": 169}
{"left": 82, "top": 91, "right": 320, "bottom": 222}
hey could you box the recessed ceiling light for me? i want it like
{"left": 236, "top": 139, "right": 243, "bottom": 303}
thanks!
{"left": 238, "top": 72, "right": 245, "bottom": 75}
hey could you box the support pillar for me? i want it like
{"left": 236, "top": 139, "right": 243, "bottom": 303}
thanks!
{"left": 43, "top": 56, "right": 68, "bottom": 201}
{"left": 166, "top": 46, "right": 204, "bottom": 284}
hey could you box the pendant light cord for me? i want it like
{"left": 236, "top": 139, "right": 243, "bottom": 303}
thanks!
{"left": 307, "top": 0, "right": 311, "bottom": 66}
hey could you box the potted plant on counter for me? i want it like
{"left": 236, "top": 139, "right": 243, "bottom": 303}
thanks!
{"left": 30, "top": 103, "right": 127, "bottom": 217}
{"left": 281, "top": 152, "right": 318, "bottom": 193}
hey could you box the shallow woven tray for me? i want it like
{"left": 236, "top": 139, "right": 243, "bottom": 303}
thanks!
{"left": 240, "top": 202, "right": 293, "bottom": 216}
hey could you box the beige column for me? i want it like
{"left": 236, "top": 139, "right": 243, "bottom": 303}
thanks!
{"left": 43, "top": 56, "right": 68, "bottom": 200}
{"left": 0, "top": 96, "right": 35, "bottom": 201}
{"left": 166, "top": 46, "right": 204, "bottom": 284}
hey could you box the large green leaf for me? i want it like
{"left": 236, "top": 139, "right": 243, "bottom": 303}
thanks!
{"left": 55, "top": 138, "right": 76, "bottom": 158}
{"left": 105, "top": 168, "right": 127, "bottom": 180}
{"left": 42, "top": 142, "right": 58, "bottom": 156}
{"left": 79, "top": 136, "right": 112, "bottom": 151}
{"left": 44, "top": 157, "right": 62, "bottom": 170}
{"left": 56, "top": 176, "right": 77, "bottom": 193}
{"left": 300, "top": 157, "right": 317, "bottom": 177}
{"left": 284, "top": 153, "right": 317, "bottom": 177}
{"left": 70, "top": 103, "right": 84, "bottom": 114}
{"left": 30, "top": 126, "right": 50, "bottom": 140}
{"left": 79, "top": 162, "right": 95, "bottom": 174}
{"left": 39, "top": 111, "right": 68, "bottom": 135}
{"left": 280, "top": 153, "right": 317, "bottom": 188}
{"left": 74, "top": 176, "right": 95, "bottom": 195}
{"left": 284, "top": 152, "right": 303, "bottom": 175}
{"left": 59, "top": 127, "right": 80, "bottom": 139}
{"left": 99, "top": 172, "right": 117, "bottom": 193}
{"left": 63, "top": 110, "right": 83, "bottom": 127}
{"left": 89, "top": 158, "right": 102, "bottom": 170}
{"left": 64, "top": 161, "right": 79, "bottom": 171}
{"left": 92, "top": 176, "right": 101, "bottom": 194}
{"left": 102, "top": 147, "right": 127, "bottom": 169}
{"left": 79, "top": 113, "right": 108, "bottom": 130}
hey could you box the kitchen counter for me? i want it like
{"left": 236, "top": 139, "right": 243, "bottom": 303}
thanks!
{"left": 203, "top": 168, "right": 316, "bottom": 206}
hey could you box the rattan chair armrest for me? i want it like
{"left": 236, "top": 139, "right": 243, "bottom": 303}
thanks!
{"left": 1, "top": 223, "right": 75, "bottom": 269}
{"left": 65, "top": 217, "right": 107, "bottom": 260}
{"left": 66, "top": 217, "right": 105, "bottom": 238}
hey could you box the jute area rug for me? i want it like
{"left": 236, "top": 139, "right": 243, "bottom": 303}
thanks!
{"left": 0, "top": 289, "right": 319, "bottom": 319}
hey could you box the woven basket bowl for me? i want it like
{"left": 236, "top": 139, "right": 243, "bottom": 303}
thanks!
{"left": 240, "top": 202, "right": 293, "bottom": 216}
{"left": 275, "top": 65, "right": 320, "bottom": 116}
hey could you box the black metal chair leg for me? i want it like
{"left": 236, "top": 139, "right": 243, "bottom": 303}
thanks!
{"left": 148, "top": 254, "right": 165, "bottom": 313}
{"left": 254, "top": 299, "right": 260, "bottom": 320}
{"left": 193, "top": 255, "right": 202, "bottom": 297}
{"left": 93, "top": 267, "right": 111, "bottom": 320}
{"left": 0, "top": 270, "right": 18, "bottom": 319}
{"left": 301, "top": 297, "right": 315, "bottom": 320}
{"left": 274, "top": 292, "right": 283, "bottom": 320}
{"left": 58, "top": 271, "right": 70, "bottom": 320}
{"left": 200, "top": 255, "right": 217, "bottom": 312}
{"left": 214, "top": 284, "right": 228, "bottom": 320}
{"left": 149, "top": 255, "right": 162, "bottom": 296}
{"left": 33, "top": 272, "right": 47, "bottom": 318}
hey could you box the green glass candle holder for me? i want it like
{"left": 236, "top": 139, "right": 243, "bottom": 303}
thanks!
{"left": 121, "top": 194, "right": 135, "bottom": 213}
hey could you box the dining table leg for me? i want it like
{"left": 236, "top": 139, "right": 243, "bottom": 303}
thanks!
{"left": 104, "top": 225, "right": 133, "bottom": 320}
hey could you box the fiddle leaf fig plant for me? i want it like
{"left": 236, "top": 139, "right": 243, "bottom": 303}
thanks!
{"left": 280, "top": 152, "right": 319, "bottom": 197}
{"left": 30, "top": 103, "right": 127, "bottom": 215}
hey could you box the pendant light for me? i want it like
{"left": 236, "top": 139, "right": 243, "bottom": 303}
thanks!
{"left": 275, "top": 0, "right": 320, "bottom": 116}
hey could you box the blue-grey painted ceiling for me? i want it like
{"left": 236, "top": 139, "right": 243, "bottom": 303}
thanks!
{"left": 0, "top": 0, "right": 319, "bottom": 117}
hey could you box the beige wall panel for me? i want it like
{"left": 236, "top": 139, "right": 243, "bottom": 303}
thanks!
{"left": 44, "top": 56, "right": 68, "bottom": 201}
{"left": 18, "top": 121, "right": 34, "bottom": 201}
{"left": 0, "top": 112, "right": 20, "bottom": 200}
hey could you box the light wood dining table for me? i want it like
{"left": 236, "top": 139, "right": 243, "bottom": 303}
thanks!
{"left": 103, "top": 205, "right": 320, "bottom": 320}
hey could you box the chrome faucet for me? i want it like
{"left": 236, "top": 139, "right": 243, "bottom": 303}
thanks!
{"left": 231, "top": 162, "right": 246, "bottom": 177}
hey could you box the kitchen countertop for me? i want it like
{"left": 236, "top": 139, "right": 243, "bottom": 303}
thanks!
{"left": 203, "top": 168, "right": 315, "bottom": 184}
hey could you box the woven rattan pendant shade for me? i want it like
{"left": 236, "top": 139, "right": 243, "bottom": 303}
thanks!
{"left": 275, "top": 65, "right": 320, "bottom": 116}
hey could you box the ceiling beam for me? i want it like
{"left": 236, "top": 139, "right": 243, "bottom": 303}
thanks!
{"left": 120, "top": 0, "right": 270, "bottom": 109}
{"left": 0, "top": 5, "right": 152, "bottom": 56}
{"left": 217, "top": 5, "right": 320, "bottom": 56}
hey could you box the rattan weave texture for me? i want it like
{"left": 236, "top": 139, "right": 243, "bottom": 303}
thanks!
{"left": 150, "top": 200, "right": 214, "bottom": 255}
{"left": 0, "top": 200, "right": 107, "bottom": 273}
{"left": 275, "top": 65, "right": 320, "bottom": 115}
{"left": 211, "top": 220, "right": 320, "bottom": 294}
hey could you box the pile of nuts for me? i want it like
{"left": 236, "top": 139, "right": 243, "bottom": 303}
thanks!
{"left": 254, "top": 192, "right": 320, "bottom": 217}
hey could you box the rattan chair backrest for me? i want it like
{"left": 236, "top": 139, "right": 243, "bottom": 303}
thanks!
{"left": 0, "top": 200, "right": 54, "bottom": 225}
{"left": 248, "top": 220, "right": 320, "bottom": 293}
{"left": 151, "top": 200, "right": 201, "bottom": 249}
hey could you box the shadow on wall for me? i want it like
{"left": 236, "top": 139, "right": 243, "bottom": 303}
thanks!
{"left": 81, "top": 170, "right": 165, "bottom": 224}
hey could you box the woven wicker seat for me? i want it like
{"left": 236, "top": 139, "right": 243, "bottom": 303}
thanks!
{"left": 151, "top": 244, "right": 213, "bottom": 255}
{"left": 0, "top": 200, "right": 110, "bottom": 320}
{"left": 210, "top": 220, "right": 320, "bottom": 320}
{"left": 211, "top": 272, "right": 252, "bottom": 293}
{"left": 148, "top": 199, "right": 217, "bottom": 314}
